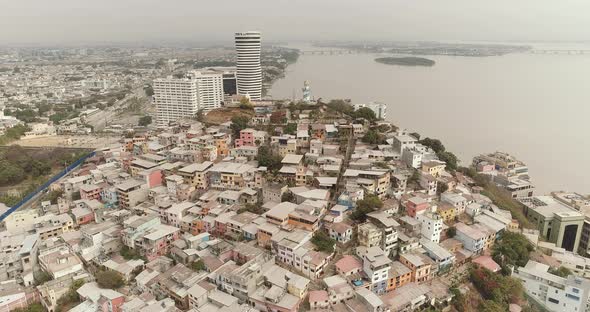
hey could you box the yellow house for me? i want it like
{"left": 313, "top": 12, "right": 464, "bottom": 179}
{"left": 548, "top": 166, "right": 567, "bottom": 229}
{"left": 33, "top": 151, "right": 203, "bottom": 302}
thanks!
{"left": 421, "top": 160, "right": 446, "bottom": 178}
{"left": 178, "top": 161, "right": 214, "bottom": 189}
{"left": 437, "top": 203, "right": 456, "bottom": 223}
{"left": 214, "top": 133, "right": 230, "bottom": 158}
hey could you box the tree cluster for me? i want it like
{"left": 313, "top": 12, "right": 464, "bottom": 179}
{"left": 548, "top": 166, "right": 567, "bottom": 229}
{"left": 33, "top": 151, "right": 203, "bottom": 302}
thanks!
{"left": 96, "top": 270, "right": 125, "bottom": 289}
{"left": 257, "top": 146, "right": 283, "bottom": 172}
{"left": 419, "top": 137, "right": 459, "bottom": 171}
{"left": 311, "top": 231, "right": 336, "bottom": 253}
{"left": 138, "top": 115, "right": 152, "bottom": 126}
{"left": 470, "top": 266, "right": 524, "bottom": 310}
{"left": 492, "top": 231, "right": 534, "bottom": 273}
{"left": 230, "top": 116, "right": 251, "bottom": 138}
{"left": 362, "top": 129, "right": 385, "bottom": 145}
{"left": 350, "top": 194, "right": 383, "bottom": 222}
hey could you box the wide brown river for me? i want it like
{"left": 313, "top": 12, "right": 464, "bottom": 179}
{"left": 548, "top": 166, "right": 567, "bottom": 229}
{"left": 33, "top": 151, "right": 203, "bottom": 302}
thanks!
{"left": 271, "top": 43, "right": 590, "bottom": 194}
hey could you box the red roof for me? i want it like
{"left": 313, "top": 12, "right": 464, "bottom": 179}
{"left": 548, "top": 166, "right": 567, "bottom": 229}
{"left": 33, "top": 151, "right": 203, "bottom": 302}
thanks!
{"left": 335, "top": 255, "right": 362, "bottom": 274}
{"left": 472, "top": 255, "right": 501, "bottom": 272}
{"left": 309, "top": 290, "right": 328, "bottom": 303}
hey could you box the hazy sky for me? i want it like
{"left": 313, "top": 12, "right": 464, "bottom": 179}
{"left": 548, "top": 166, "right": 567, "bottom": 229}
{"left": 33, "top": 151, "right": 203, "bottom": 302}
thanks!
{"left": 1, "top": 0, "right": 589, "bottom": 45}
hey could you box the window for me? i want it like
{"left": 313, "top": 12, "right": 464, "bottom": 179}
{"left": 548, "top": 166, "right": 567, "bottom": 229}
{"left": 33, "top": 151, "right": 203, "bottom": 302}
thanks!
{"left": 548, "top": 298, "right": 559, "bottom": 304}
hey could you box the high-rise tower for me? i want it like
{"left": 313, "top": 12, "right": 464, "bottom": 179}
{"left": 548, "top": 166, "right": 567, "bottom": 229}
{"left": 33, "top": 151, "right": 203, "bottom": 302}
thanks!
{"left": 235, "top": 31, "right": 262, "bottom": 100}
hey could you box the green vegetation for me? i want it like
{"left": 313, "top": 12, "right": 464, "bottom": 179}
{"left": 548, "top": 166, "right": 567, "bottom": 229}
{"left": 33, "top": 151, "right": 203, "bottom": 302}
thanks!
{"left": 284, "top": 123, "right": 298, "bottom": 135}
{"left": 138, "top": 115, "right": 152, "bottom": 126}
{"left": 281, "top": 191, "right": 296, "bottom": 203}
{"left": 230, "top": 115, "right": 251, "bottom": 138}
{"left": 0, "top": 124, "right": 29, "bottom": 145}
{"left": 447, "top": 226, "right": 456, "bottom": 238}
{"left": 311, "top": 231, "right": 336, "bottom": 253}
{"left": 34, "top": 270, "right": 53, "bottom": 285}
{"left": 238, "top": 203, "right": 264, "bottom": 214}
{"left": 470, "top": 266, "right": 524, "bottom": 310}
{"left": 350, "top": 194, "right": 383, "bottom": 222}
{"left": 190, "top": 259, "right": 206, "bottom": 272}
{"left": 479, "top": 300, "right": 506, "bottom": 312}
{"left": 56, "top": 279, "right": 85, "bottom": 312}
{"left": 354, "top": 107, "right": 377, "bottom": 121}
{"left": 492, "top": 231, "right": 534, "bottom": 274}
{"left": 257, "top": 146, "right": 283, "bottom": 172}
{"left": 120, "top": 245, "right": 145, "bottom": 261}
{"left": 96, "top": 270, "right": 124, "bottom": 289}
{"left": 548, "top": 266, "right": 573, "bottom": 278}
{"left": 375, "top": 56, "right": 435, "bottom": 67}
{"left": 419, "top": 137, "right": 459, "bottom": 171}
{"left": 12, "top": 303, "right": 45, "bottom": 312}
{"left": 362, "top": 129, "right": 385, "bottom": 145}
{"left": 49, "top": 110, "right": 79, "bottom": 124}
{"left": 144, "top": 84, "right": 154, "bottom": 96}
{"left": 482, "top": 185, "right": 533, "bottom": 228}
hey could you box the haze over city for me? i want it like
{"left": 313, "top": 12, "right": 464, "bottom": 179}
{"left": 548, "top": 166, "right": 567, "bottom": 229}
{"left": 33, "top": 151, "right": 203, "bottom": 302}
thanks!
{"left": 1, "top": 2, "right": 590, "bottom": 312}
{"left": 1, "top": 0, "right": 590, "bottom": 45}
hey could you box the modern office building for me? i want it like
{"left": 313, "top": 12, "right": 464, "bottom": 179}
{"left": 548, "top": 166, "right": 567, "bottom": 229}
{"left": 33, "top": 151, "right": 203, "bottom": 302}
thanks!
{"left": 154, "top": 71, "right": 224, "bottom": 126}
{"left": 235, "top": 31, "right": 262, "bottom": 100}
{"left": 521, "top": 196, "right": 584, "bottom": 252}
{"left": 513, "top": 260, "right": 590, "bottom": 312}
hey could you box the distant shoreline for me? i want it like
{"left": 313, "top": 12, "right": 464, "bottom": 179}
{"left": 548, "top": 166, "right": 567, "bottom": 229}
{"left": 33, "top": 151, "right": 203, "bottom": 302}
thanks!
{"left": 375, "top": 56, "right": 435, "bottom": 67}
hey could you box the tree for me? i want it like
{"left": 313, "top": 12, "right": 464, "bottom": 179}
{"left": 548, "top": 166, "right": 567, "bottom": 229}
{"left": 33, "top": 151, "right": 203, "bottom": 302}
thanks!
{"left": 410, "top": 132, "right": 421, "bottom": 140}
{"left": 350, "top": 194, "right": 383, "bottom": 222}
{"left": 0, "top": 160, "right": 26, "bottom": 186}
{"left": 96, "top": 271, "right": 124, "bottom": 289}
{"left": 120, "top": 245, "right": 143, "bottom": 260}
{"left": 419, "top": 137, "right": 445, "bottom": 154}
{"left": 548, "top": 266, "right": 573, "bottom": 278}
{"left": 281, "top": 191, "right": 296, "bottom": 203}
{"left": 447, "top": 226, "right": 456, "bottom": 238}
{"left": 257, "top": 146, "right": 282, "bottom": 171}
{"left": 190, "top": 259, "right": 206, "bottom": 272}
{"left": 138, "top": 115, "right": 152, "bottom": 126}
{"left": 479, "top": 300, "right": 506, "bottom": 312}
{"left": 492, "top": 232, "right": 534, "bottom": 273}
{"left": 311, "top": 231, "right": 336, "bottom": 253}
{"left": 408, "top": 169, "right": 420, "bottom": 185}
{"left": 437, "top": 182, "right": 449, "bottom": 195}
{"left": 470, "top": 266, "right": 524, "bottom": 305}
{"left": 12, "top": 303, "right": 45, "bottom": 312}
{"left": 34, "top": 270, "right": 52, "bottom": 285}
{"left": 239, "top": 96, "right": 254, "bottom": 110}
{"left": 354, "top": 107, "right": 377, "bottom": 121}
{"left": 230, "top": 116, "right": 251, "bottom": 137}
{"left": 284, "top": 123, "right": 297, "bottom": 135}
{"left": 438, "top": 151, "right": 459, "bottom": 171}
{"left": 362, "top": 129, "right": 382, "bottom": 144}
{"left": 144, "top": 84, "right": 154, "bottom": 96}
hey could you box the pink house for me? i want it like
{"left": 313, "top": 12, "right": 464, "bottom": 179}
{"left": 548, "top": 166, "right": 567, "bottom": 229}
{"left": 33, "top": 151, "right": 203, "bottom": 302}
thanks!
{"left": 406, "top": 197, "right": 430, "bottom": 218}
{"left": 472, "top": 255, "right": 501, "bottom": 273}
{"left": 72, "top": 207, "right": 95, "bottom": 225}
{"left": 235, "top": 128, "right": 255, "bottom": 147}
{"left": 79, "top": 184, "right": 102, "bottom": 201}
{"left": 140, "top": 224, "right": 181, "bottom": 261}
{"left": 98, "top": 293, "right": 125, "bottom": 312}
{"left": 335, "top": 255, "right": 362, "bottom": 276}
{"left": 140, "top": 169, "right": 163, "bottom": 188}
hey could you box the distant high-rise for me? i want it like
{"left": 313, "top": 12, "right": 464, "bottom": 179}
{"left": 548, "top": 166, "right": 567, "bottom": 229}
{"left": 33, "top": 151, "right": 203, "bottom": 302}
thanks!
{"left": 235, "top": 31, "right": 262, "bottom": 100}
{"left": 154, "top": 71, "right": 224, "bottom": 126}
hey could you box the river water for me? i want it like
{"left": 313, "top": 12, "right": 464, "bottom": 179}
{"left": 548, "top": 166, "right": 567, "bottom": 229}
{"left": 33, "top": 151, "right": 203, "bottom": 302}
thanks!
{"left": 270, "top": 43, "right": 590, "bottom": 194}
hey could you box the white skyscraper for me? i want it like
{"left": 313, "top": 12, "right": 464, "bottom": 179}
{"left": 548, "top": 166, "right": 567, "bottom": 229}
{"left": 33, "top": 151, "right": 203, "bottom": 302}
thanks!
{"left": 154, "top": 71, "right": 224, "bottom": 126}
{"left": 235, "top": 31, "right": 262, "bottom": 100}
